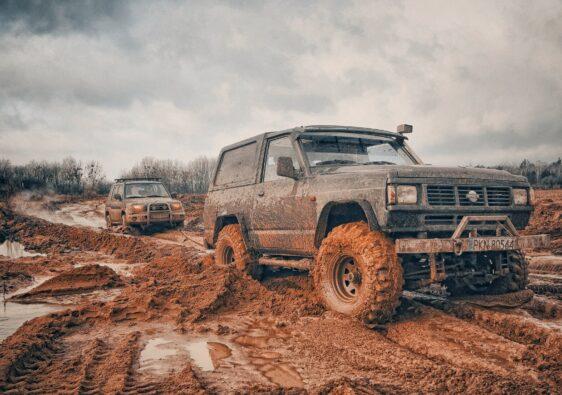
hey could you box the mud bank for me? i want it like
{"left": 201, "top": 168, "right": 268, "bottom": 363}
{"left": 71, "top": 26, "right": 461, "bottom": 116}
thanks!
{"left": 0, "top": 195, "right": 561, "bottom": 393}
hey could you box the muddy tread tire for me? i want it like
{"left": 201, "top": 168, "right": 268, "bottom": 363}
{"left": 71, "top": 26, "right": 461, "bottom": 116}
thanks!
{"left": 216, "top": 224, "right": 263, "bottom": 280}
{"left": 488, "top": 251, "right": 529, "bottom": 294}
{"left": 312, "top": 221, "right": 403, "bottom": 325}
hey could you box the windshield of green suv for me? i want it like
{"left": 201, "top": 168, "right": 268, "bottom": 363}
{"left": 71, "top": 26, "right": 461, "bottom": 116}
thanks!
{"left": 124, "top": 183, "right": 170, "bottom": 198}
{"left": 299, "top": 133, "right": 416, "bottom": 167}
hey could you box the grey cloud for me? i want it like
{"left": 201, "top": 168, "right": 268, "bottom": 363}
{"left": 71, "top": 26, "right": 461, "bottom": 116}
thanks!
{"left": 0, "top": 0, "right": 561, "bottom": 177}
{"left": 0, "top": 0, "right": 129, "bottom": 35}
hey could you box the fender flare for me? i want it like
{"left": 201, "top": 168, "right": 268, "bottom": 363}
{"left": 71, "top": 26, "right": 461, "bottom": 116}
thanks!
{"left": 213, "top": 214, "right": 252, "bottom": 248}
{"left": 314, "top": 200, "right": 380, "bottom": 248}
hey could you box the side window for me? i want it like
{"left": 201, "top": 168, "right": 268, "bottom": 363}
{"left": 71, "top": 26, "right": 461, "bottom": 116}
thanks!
{"left": 214, "top": 142, "right": 258, "bottom": 186}
{"left": 113, "top": 184, "right": 123, "bottom": 199}
{"left": 263, "top": 136, "right": 301, "bottom": 182}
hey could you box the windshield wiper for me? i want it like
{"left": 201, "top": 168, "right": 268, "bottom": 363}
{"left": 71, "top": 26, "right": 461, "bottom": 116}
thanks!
{"left": 362, "top": 160, "right": 396, "bottom": 165}
{"left": 314, "top": 159, "right": 357, "bottom": 166}
{"left": 146, "top": 194, "right": 166, "bottom": 197}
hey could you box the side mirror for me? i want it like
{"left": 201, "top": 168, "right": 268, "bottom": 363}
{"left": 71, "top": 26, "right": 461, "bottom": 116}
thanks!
{"left": 276, "top": 157, "right": 297, "bottom": 179}
{"left": 114, "top": 194, "right": 122, "bottom": 201}
{"left": 171, "top": 192, "right": 178, "bottom": 198}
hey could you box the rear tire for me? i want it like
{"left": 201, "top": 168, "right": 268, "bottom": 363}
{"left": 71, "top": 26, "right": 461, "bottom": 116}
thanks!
{"left": 215, "top": 224, "right": 263, "bottom": 280}
{"left": 312, "top": 221, "right": 403, "bottom": 325}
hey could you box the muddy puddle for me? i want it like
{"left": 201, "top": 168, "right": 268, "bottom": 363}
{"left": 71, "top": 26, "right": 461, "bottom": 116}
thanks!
{"left": 0, "top": 240, "right": 45, "bottom": 258}
{"left": 0, "top": 301, "right": 66, "bottom": 341}
{"left": 139, "top": 333, "right": 232, "bottom": 375}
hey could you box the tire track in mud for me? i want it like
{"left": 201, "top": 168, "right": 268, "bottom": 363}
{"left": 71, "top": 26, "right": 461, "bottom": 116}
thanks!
{"left": 447, "top": 303, "right": 562, "bottom": 390}
{"left": 285, "top": 314, "right": 549, "bottom": 393}
{"left": 385, "top": 307, "right": 540, "bottom": 382}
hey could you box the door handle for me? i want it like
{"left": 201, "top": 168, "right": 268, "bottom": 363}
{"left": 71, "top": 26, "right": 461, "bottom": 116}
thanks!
{"left": 257, "top": 191, "right": 265, "bottom": 197}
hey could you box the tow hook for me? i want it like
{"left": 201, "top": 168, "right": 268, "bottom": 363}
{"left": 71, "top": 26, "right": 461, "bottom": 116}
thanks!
{"left": 453, "top": 239, "right": 463, "bottom": 256}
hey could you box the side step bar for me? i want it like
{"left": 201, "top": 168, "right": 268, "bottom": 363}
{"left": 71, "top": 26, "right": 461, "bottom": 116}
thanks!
{"left": 258, "top": 257, "right": 312, "bottom": 270}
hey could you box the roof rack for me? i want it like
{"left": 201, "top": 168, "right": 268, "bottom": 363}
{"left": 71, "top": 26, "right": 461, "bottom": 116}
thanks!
{"left": 114, "top": 177, "right": 162, "bottom": 183}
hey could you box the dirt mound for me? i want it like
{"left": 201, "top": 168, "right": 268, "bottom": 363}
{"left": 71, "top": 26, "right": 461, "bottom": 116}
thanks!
{"left": 12, "top": 264, "right": 123, "bottom": 299}
{"left": 104, "top": 255, "right": 322, "bottom": 327}
{"left": 0, "top": 305, "right": 101, "bottom": 391}
{"left": 524, "top": 189, "right": 562, "bottom": 254}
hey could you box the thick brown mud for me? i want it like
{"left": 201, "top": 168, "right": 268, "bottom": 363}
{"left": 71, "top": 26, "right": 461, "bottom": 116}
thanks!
{"left": 0, "top": 191, "right": 561, "bottom": 393}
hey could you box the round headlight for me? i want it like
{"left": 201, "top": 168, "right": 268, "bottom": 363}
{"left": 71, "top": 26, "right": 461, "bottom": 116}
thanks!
{"left": 130, "top": 204, "right": 147, "bottom": 213}
{"left": 171, "top": 202, "right": 183, "bottom": 211}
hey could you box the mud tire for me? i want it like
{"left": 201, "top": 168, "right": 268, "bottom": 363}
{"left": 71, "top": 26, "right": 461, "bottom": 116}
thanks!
{"left": 312, "top": 221, "right": 403, "bottom": 325}
{"left": 215, "top": 224, "right": 263, "bottom": 280}
{"left": 487, "top": 251, "right": 529, "bottom": 294}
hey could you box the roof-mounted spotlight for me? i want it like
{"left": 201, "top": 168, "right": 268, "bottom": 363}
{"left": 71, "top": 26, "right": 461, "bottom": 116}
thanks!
{"left": 397, "top": 124, "right": 413, "bottom": 134}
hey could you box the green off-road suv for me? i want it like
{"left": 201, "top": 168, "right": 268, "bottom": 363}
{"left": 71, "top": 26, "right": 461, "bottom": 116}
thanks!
{"left": 203, "top": 125, "right": 549, "bottom": 324}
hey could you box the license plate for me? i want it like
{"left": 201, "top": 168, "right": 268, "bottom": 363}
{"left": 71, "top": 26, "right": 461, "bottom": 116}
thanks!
{"left": 466, "top": 237, "right": 515, "bottom": 252}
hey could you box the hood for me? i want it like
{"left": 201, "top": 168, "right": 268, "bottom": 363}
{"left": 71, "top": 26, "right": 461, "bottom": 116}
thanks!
{"left": 124, "top": 197, "right": 177, "bottom": 205}
{"left": 313, "top": 164, "right": 528, "bottom": 183}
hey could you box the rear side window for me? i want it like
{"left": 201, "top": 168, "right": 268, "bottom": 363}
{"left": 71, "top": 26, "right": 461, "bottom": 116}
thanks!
{"left": 214, "top": 142, "right": 257, "bottom": 186}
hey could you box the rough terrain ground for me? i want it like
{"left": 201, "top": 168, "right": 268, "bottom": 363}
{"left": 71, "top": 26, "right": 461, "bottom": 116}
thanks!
{"left": 0, "top": 190, "right": 560, "bottom": 393}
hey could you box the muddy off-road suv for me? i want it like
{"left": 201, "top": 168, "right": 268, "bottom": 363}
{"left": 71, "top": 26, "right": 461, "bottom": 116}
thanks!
{"left": 203, "top": 125, "right": 549, "bottom": 324}
{"left": 105, "top": 178, "right": 185, "bottom": 230}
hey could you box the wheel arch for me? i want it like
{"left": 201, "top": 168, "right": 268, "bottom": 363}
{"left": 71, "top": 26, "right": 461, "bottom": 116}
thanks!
{"left": 314, "top": 200, "right": 380, "bottom": 248}
{"left": 213, "top": 214, "right": 251, "bottom": 247}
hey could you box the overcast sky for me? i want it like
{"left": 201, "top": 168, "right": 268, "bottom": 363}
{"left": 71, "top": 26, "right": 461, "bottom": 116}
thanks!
{"left": 0, "top": 0, "right": 561, "bottom": 178}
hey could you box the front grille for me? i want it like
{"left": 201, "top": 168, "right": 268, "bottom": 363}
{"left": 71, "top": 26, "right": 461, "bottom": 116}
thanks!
{"left": 427, "top": 185, "right": 456, "bottom": 206}
{"left": 149, "top": 203, "right": 169, "bottom": 211}
{"left": 487, "top": 186, "right": 511, "bottom": 206}
{"left": 427, "top": 185, "right": 513, "bottom": 207}
{"left": 458, "top": 186, "right": 485, "bottom": 206}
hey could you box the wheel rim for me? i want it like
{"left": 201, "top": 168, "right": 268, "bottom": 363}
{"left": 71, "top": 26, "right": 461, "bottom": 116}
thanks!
{"left": 331, "top": 255, "right": 362, "bottom": 302}
{"left": 222, "top": 246, "right": 235, "bottom": 265}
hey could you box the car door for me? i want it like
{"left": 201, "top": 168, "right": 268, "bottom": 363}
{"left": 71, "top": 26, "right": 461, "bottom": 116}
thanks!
{"left": 109, "top": 183, "right": 124, "bottom": 222}
{"left": 250, "top": 135, "right": 316, "bottom": 256}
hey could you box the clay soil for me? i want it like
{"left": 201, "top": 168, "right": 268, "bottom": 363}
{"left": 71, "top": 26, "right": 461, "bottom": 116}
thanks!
{"left": 0, "top": 191, "right": 561, "bottom": 394}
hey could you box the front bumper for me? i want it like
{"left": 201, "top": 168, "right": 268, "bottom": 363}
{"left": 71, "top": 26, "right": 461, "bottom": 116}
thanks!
{"left": 396, "top": 215, "right": 550, "bottom": 254}
{"left": 125, "top": 211, "right": 185, "bottom": 225}
{"left": 397, "top": 234, "right": 550, "bottom": 254}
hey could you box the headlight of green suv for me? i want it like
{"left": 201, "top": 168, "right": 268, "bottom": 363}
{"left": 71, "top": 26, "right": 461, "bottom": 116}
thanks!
{"left": 387, "top": 185, "right": 418, "bottom": 205}
{"left": 170, "top": 202, "right": 183, "bottom": 211}
{"left": 129, "top": 204, "right": 147, "bottom": 213}
{"left": 513, "top": 188, "right": 528, "bottom": 205}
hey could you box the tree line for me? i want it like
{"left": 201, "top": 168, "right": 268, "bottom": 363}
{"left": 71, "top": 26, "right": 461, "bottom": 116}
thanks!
{"left": 0, "top": 156, "right": 560, "bottom": 199}
{"left": 478, "top": 158, "right": 562, "bottom": 188}
{"left": 0, "top": 156, "right": 216, "bottom": 199}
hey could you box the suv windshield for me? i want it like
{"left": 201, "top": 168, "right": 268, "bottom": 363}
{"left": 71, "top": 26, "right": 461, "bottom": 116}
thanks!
{"left": 124, "top": 183, "right": 169, "bottom": 198}
{"left": 299, "top": 133, "right": 416, "bottom": 167}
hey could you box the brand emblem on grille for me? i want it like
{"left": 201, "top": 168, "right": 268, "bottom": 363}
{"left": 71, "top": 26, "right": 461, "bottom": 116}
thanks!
{"left": 466, "top": 190, "right": 480, "bottom": 203}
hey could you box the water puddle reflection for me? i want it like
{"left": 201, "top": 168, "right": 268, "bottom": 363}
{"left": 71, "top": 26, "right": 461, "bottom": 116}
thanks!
{"left": 0, "top": 302, "right": 66, "bottom": 341}
{"left": 139, "top": 334, "right": 232, "bottom": 375}
{"left": 0, "top": 240, "right": 45, "bottom": 258}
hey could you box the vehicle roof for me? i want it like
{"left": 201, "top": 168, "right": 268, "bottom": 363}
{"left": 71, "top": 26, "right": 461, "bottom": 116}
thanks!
{"left": 220, "top": 125, "right": 406, "bottom": 152}
{"left": 114, "top": 177, "right": 163, "bottom": 184}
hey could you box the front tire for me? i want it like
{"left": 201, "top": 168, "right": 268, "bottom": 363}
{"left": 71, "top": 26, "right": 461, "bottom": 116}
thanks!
{"left": 487, "top": 251, "right": 529, "bottom": 294}
{"left": 215, "top": 224, "right": 263, "bottom": 279}
{"left": 312, "top": 222, "right": 403, "bottom": 325}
